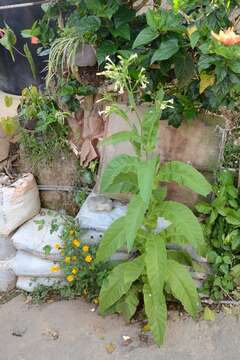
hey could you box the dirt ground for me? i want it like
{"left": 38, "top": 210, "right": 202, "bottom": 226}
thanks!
{"left": 0, "top": 295, "right": 240, "bottom": 360}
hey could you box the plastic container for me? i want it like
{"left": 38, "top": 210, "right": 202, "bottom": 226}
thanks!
{"left": 0, "top": 0, "right": 45, "bottom": 94}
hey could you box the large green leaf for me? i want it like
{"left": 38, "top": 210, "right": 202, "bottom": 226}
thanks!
{"left": 143, "top": 283, "right": 167, "bottom": 346}
{"left": 0, "top": 24, "right": 16, "bottom": 61}
{"left": 23, "top": 43, "right": 36, "bottom": 79}
{"left": 137, "top": 157, "right": 157, "bottom": 205}
{"left": 144, "top": 234, "right": 168, "bottom": 345}
{"left": 145, "top": 234, "right": 167, "bottom": 295}
{"left": 166, "top": 260, "right": 200, "bottom": 318}
{"left": 104, "top": 172, "right": 138, "bottom": 194}
{"left": 142, "top": 106, "right": 162, "bottom": 152}
{"left": 97, "top": 40, "right": 117, "bottom": 65}
{"left": 96, "top": 217, "right": 126, "bottom": 262}
{"left": 99, "top": 256, "right": 144, "bottom": 314}
{"left": 175, "top": 52, "right": 195, "bottom": 88}
{"left": 68, "top": 15, "right": 101, "bottom": 33}
{"left": 113, "top": 286, "right": 140, "bottom": 321}
{"left": 195, "top": 202, "right": 212, "bottom": 214}
{"left": 158, "top": 161, "right": 212, "bottom": 196}
{"left": 102, "top": 131, "right": 133, "bottom": 146}
{"left": 100, "top": 154, "right": 138, "bottom": 193}
{"left": 132, "top": 27, "right": 158, "bottom": 49}
{"left": 158, "top": 201, "right": 204, "bottom": 250}
{"left": 125, "top": 195, "right": 146, "bottom": 251}
{"left": 146, "top": 9, "right": 159, "bottom": 31}
{"left": 85, "top": 0, "right": 119, "bottom": 19}
{"left": 110, "top": 23, "right": 130, "bottom": 41}
{"left": 151, "top": 38, "right": 179, "bottom": 64}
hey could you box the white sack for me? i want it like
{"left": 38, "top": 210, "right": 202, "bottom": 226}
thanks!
{"left": 0, "top": 261, "right": 16, "bottom": 292}
{"left": 76, "top": 193, "right": 127, "bottom": 231}
{"left": 16, "top": 276, "right": 67, "bottom": 292}
{"left": 0, "top": 174, "right": 41, "bottom": 236}
{"left": 9, "top": 251, "right": 63, "bottom": 278}
{"left": 0, "top": 234, "right": 16, "bottom": 260}
{"left": 12, "top": 210, "right": 68, "bottom": 261}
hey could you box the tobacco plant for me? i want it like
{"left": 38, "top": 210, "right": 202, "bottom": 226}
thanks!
{"left": 95, "top": 54, "right": 212, "bottom": 345}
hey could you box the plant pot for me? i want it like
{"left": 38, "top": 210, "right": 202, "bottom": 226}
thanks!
{"left": 0, "top": 0, "right": 45, "bottom": 95}
{"left": 74, "top": 44, "right": 97, "bottom": 67}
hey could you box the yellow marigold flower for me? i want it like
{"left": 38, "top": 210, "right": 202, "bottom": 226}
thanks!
{"left": 82, "top": 245, "right": 89, "bottom": 253}
{"left": 67, "top": 274, "right": 74, "bottom": 282}
{"left": 50, "top": 265, "right": 60, "bottom": 273}
{"left": 85, "top": 255, "right": 93, "bottom": 263}
{"left": 65, "top": 256, "right": 71, "bottom": 264}
{"left": 69, "top": 229, "right": 75, "bottom": 236}
{"left": 72, "top": 239, "right": 81, "bottom": 247}
{"left": 72, "top": 256, "right": 77, "bottom": 261}
{"left": 54, "top": 243, "right": 61, "bottom": 250}
{"left": 72, "top": 267, "right": 78, "bottom": 275}
{"left": 93, "top": 298, "right": 99, "bottom": 305}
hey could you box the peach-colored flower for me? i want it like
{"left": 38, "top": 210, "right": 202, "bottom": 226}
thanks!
{"left": 211, "top": 28, "right": 240, "bottom": 46}
{"left": 31, "top": 36, "right": 39, "bottom": 44}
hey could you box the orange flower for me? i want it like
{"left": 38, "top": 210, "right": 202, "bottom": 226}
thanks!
{"left": 211, "top": 28, "right": 240, "bottom": 46}
{"left": 72, "top": 239, "right": 81, "bottom": 247}
{"left": 50, "top": 265, "right": 60, "bottom": 273}
{"left": 85, "top": 255, "right": 93, "bottom": 263}
{"left": 31, "top": 36, "right": 39, "bottom": 44}
{"left": 82, "top": 245, "right": 89, "bottom": 253}
{"left": 54, "top": 243, "right": 61, "bottom": 250}
{"left": 65, "top": 256, "right": 71, "bottom": 264}
{"left": 67, "top": 275, "right": 74, "bottom": 282}
{"left": 72, "top": 267, "right": 78, "bottom": 275}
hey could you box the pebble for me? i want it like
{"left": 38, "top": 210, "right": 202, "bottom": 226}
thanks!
{"left": 11, "top": 326, "right": 27, "bottom": 337}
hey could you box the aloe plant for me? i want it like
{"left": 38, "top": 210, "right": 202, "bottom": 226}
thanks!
{"left": 96, "top": 54, "right": 212, "bottom": 345}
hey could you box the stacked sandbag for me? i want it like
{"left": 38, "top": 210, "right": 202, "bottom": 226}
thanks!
{"left": 0, "top": 173, "right": 41, "bottom": 236}
{"left": 0, "top": 173, "right": 41, "bottom": 291}
{"left": 76, "top": 192, "right": 170, "bottom": 261}
{"left": 76, "top": 193, "right": 127, "bottom": 232}
{"left": 76, "top": 193, "right": 130, "bottom": 261}
{"left": 16, "top": 277, "right": 67, "bottom": 292}
{"left": 0, "top": 234, "right": 16, "bottom": 291}
{"left": 11, "top": 210, "right": 66, "bottom": 291}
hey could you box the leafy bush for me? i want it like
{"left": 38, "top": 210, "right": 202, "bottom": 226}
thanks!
{"left": 196, "top": 170, "right": 240, "bottom": 300}
{"left": 95, "top": 54, "right": 212, "bottom": 345}
{"left": 132, "top": 1, "right": 240, "bottom": 125}
{"left": 18, "top": 1, "right": 240, "bottom": 125}
{"left": 18, "top": 86, "right": 69, "bottom": 163}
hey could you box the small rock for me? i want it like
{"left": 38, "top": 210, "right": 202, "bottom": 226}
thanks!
{"left": 87, "top": 196, "right": 113, "bottom": 212}
{"left": 0, "top": 174, "right": 10, "bottom": 186}
{"left": 11, "top": 327, "right": 27, "bottom": 337}
{"left": 121, "top": 335, "right": 133, "bottom": 347}
{"left": 42, "top": 328, "right": 59, "bottom": 340}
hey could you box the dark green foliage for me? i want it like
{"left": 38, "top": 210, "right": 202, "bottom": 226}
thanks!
{"left": 196, "top": 171, "right": 240, "bottom": 300}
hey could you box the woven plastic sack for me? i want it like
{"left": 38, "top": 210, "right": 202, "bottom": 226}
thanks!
{"left": 0, "top": 174, "right": 41, "bottom": 236}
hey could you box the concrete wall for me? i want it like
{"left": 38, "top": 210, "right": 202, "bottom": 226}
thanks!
{"left": 97, "top": 105, "right": 225, "bottom": 206}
